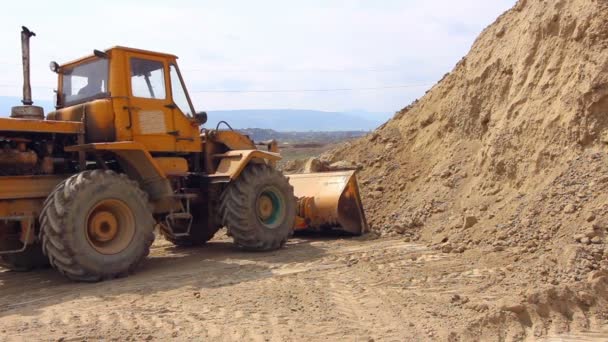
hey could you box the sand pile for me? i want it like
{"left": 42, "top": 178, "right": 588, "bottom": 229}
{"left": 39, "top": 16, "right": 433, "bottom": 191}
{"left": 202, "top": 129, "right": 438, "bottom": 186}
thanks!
{"left": 327, "top": 0, "right": 608, "bottom": 255}
{"left": 321, "top": 0, "right": 608, "bottom": 337}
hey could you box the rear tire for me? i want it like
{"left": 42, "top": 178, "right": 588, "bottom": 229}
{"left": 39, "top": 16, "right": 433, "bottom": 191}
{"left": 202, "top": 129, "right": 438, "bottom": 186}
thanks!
{"left": 220, "top": 164, "right": 295, "bottom": 251}
{"left": 0, "top": 243, "right": 49, "bottom": 272}
{"left": 40, "top": 170, "right": 155, "bottom": 282}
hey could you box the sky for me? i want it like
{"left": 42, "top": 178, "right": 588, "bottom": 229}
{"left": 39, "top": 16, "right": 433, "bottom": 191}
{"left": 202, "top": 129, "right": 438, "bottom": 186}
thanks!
{"left": 0, "top": 0, "right": 516, "bottom": 115}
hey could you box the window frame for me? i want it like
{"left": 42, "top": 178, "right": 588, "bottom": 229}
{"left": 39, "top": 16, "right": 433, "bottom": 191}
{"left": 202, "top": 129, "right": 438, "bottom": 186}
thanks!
{"left": 169, "top": 63, "right": 196, "bottom": 117}
{"left": 129, "top": 57, "right": 168, "bottom": 100}
{"left": 60, "top": 57, "right": 110, "bottom": 108}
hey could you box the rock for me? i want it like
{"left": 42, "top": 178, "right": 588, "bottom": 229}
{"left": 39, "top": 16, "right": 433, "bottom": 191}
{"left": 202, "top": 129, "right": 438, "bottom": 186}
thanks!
{"left": 499, "top": 301, "right": 526, "bottom": 314}
{"left": 440, "top": 170, "right": 452, "bottom": 179}
{"left": 496, "top": 27, "right": 506, "bottom": 38}
{"left": 585, "top": 229, "right": 598, "bottom": 238}
{"left": 441, "top": 244, "right": 453, "bottom": 253}
{"left": 463, "top": 216, "right": 478, "bottom": 229}
{"left": 601, "top": 131, "right": 608, "bottom": 144}
{"left": 587, "top": 214, "right": 596, "bottom": 222}
{"left": 577, "top": 291, "right": 595, "bottom": 306}
{"left": 574, "top": 234, "right": 585, "bottom": 242}
{"left": 593, "top": 222, "right": 606, "bottom": 231}
{"left": 328, "top": 160, "right": 359, "bottom": 171}
{"left": 282, "top": 160, "right": 298, "bottom": 172}
{"left": 432, "top": 234, "right": 448, "bottom": 244}
{"left": 563, "top": 204, "right": 576, "bottom": 214}
{"left": 588, "top": 270, "right": 608, "bottom": 282}
{"left": 368, "top": 191, "right": 383, "bottom": 200}
{"left": 385, "top": 143, "right": 394, "bottom": 150}
{"left": 303, "top": 158, "right": 328, "bottom": 173}
{"left": 581, "top": 237, "right": 591, "bottom": 245}
{"left": 591, "top": 236, "right": 602, "bottom": 244}
{"left": 392, "top": 225, "right": 406, "bottom": 234}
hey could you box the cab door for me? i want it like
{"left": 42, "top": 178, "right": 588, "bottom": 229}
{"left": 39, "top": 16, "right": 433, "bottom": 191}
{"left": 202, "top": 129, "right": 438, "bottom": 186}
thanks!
{"left": 127, "top": 55, "right": 176, "bottom": 152}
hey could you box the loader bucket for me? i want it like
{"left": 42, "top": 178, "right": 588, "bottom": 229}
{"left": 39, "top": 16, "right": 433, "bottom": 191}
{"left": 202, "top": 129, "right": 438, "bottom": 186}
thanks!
{"left": 288, "top": 170, "right": 369, "bottom": 235}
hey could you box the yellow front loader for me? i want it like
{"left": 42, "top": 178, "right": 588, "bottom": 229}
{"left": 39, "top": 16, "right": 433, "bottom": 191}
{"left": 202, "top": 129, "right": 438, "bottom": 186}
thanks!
{"left": 0, "top": 27, "right": 367, "bottom": 281}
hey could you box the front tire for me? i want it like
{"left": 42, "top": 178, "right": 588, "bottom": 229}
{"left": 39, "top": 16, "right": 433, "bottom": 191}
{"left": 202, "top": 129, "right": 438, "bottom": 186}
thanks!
{"left": 40, "top": 170, "right": 155, "bottom": 282}
{"left": 220, "top": 164, "right": 296, "bottom": 251}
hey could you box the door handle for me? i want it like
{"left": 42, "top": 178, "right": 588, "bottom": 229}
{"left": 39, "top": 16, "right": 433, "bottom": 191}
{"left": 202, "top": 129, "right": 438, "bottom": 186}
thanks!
{"left": 165, "top": 103, "right": 177, "bottom": 109}
{"left": 122, "top": 106, "right": 133, "bottom": 129}
{"left": 122, "top": 106, "right": 142, "bottom": 129}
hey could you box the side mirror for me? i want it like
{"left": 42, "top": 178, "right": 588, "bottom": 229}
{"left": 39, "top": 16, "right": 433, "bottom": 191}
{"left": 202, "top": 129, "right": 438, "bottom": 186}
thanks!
{"left": 193, "top": 111, "right": 207, "bottom": 125}
{"left": 53, "top": 90, "right": 60, "bottom": 109}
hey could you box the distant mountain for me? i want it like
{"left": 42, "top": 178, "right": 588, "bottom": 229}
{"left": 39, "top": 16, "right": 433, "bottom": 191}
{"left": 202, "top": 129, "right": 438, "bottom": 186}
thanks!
{"left": 0, "top": 96, "right": 388, "bottom": 131}
{"left": 237, "top": 128, "right": 368, "bottom": 144}
{"left": 206, "top": 109, "right": 387, "bottom": 131}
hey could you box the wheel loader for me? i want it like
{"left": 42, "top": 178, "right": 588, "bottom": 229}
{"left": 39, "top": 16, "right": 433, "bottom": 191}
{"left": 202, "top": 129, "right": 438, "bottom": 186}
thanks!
{"left": 0, "top": 27, "right": 368, "bottom": 281}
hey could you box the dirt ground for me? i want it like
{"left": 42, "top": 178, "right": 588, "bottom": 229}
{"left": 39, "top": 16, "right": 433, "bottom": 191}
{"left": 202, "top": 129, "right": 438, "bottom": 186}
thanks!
{"left": 1, "top": 231, "right": 607, "bottom": 341}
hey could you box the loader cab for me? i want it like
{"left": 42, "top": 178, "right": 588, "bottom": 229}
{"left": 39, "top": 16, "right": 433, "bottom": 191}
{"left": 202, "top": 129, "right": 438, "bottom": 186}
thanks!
{"left": 49, "top": 47, "right": 204, "bottom": 153}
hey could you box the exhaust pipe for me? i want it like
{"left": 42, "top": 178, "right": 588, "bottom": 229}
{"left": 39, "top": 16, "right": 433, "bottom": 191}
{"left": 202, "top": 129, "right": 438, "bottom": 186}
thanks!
{"left": 20, "top": 26, "right": 35, "bottom": 106}
{"left": 11, "top": 26, "right": 44, "bottom": 120}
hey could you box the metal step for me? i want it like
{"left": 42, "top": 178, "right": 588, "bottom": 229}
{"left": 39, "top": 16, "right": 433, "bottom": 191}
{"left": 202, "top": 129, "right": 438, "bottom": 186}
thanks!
{"left": 171, "top": 193, "right": 198, "bottom": 200}
{"left": 167, "top": 212, "right": 193, "bottom": 220}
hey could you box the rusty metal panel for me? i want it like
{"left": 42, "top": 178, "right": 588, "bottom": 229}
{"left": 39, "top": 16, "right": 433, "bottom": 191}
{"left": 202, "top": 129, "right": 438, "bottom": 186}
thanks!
{"left": 0, "top": 175, "right": 66, "bottom": 200}
{"left": 0, "top": 117, "right": 83, "bottom": 134}
{"left": 48, "top": 99, "right": 116, "bottom": 143}
{"left": 0, "top": 198, "right": 44, "bottom": 217}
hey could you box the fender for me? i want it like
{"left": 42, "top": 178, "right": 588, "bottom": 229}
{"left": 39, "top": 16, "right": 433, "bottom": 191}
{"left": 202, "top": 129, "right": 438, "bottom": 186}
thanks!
{"left": 208, "top": 149, "right": 282, "bottom": 183}
{"left": 64, "top": 142, "right": 172, "bottom": 201}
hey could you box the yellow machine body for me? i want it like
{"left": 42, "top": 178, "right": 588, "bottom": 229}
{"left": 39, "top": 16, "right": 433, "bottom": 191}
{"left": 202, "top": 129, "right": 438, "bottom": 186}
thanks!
{"left": 0, "top": 44, "right": 368, "bottom": 272}
{"left": 48, "top": 47, "right": 202, "bottom": 153}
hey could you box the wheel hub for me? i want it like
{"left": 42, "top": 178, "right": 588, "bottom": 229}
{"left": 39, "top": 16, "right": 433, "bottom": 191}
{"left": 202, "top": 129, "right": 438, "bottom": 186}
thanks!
{"left": 255, "top": 188, "right": 286, "bottom": 229}
{"left": 88, "top": 211, "right": 118, "bottom": 242}
{"left": 257, "top": 195, "right": 274, "bottom": 221}
{"left": 86, "top": 199, "right": 135, "bottom": 255}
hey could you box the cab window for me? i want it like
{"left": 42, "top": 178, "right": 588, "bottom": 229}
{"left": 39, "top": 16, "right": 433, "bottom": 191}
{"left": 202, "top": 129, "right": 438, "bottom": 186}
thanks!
{"left": 61, "top": 58, "right": 109, "bottom": 106}
{"left": 130, "top": 58, "right": 166, "bottom": 99}
{"left": 169, "top": 65, "right": 194, "bottom": 116}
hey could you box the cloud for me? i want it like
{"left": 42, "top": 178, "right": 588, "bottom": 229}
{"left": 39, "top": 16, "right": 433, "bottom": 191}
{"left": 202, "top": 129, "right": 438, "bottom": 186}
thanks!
{"left": 0, "top": 0, "right": 516, "bottom": 113}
